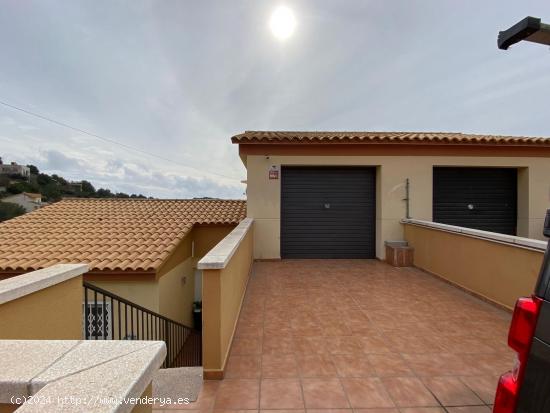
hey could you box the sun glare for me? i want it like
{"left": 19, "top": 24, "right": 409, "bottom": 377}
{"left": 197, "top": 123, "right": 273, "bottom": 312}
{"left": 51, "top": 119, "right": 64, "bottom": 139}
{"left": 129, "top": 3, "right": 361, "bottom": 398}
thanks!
{"left": 269, "top": 6, "right": 296, "bottom": 40}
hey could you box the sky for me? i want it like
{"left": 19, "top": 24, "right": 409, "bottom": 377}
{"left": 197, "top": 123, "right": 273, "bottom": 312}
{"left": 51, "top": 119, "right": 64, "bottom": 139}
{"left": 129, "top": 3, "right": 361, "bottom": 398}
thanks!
{"left": 1, "top": 1, "right": 550, "bottom": 199}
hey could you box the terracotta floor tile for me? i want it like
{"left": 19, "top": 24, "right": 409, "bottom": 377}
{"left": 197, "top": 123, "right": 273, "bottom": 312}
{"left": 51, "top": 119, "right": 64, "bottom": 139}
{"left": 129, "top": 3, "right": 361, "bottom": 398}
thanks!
{"left": 358, "top": 336, "right": 391, "bottom": 354}
{"left": 307, "top": 409, "right": 354, "bottom": 413}
{"left": 225, "top": 355, "right": 261, "bottom": 379}
{"left": 340, "top": 378, "right": 395, "bottom": 409}
{"left": 170, "top": 380, "right": 218, "bottom": 410}
{"left": 333, "top": 354, "right": 376, "bottom": 377}
{"left": 263, "top": 336, "right": 295, "bottom": 354}
{"left": 205, "top": 261, "right": 513, "bottom": 413}
{"left": 259, "top": 410, "right": 304, "bottom": 413}
{"left": 422, "top": 376, "right": 483, "bottom": 406}
{"left": 381, "top": 377, "right": 439, "bottom": 407}
{"left": 232, "top": 337, "right": 262, "bottom": 356}
{"left": 261, "top": 354, "right": 299, "bottom": 378}
{"left": 462, "top": 353, "right": 513, "bottom": 376}
{"left": 329, "top": 336, "right": 365, "bottom": 354}
{"left": 260, "top": 378, "right": 304, "bottom": 409}
{"left": 301, "top": 378, "right": 350, "bottom": 408}
{"left": 260, "top": 409, "right": 306, "bottom": 413}
{"left": 445, "top": 407, "right": 492, "bottom": 413}
{"left": 236, "top": 322, "right": 263, "bottom": 338}
{"left": 367, "top": 354, "right": 413, "bottom": 377}
{"left": 213, "top": 410, "right": 259, "bottom": 413}
{"left": 297, "top": 354, "right": 337, "bottom": 377}
{"left": 214, "top": 379, "right": 260, "bottom": 410}
{"left": 459, "top": 376, "right": 499, "bottom": 404}
{"left": 401, "top": 353, "right": 463, "bottom": 377}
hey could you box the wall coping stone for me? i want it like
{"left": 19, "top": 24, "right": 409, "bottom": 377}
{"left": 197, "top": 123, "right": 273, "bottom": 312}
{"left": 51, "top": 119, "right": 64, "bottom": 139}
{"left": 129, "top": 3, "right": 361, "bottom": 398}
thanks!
{"left": 198, "top": 218, "right": 253, "bottom": 270}
{"left": 401, "top": 218, "right": 548, "bottom": 252}
{"left": 0, "top": 264, "right": 88, "bottom": 305}
{"left": 0, "top": 340, "right": 166, "bottom": 412}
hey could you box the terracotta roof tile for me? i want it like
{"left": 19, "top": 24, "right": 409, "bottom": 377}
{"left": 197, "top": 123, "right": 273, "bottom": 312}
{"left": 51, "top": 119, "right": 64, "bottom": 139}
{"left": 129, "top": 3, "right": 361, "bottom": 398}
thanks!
{"left": 231, "top": 131, "right": 550, "bottom": 146}
{"left": 0, "top": 198, "right": 246, "bottom": 273}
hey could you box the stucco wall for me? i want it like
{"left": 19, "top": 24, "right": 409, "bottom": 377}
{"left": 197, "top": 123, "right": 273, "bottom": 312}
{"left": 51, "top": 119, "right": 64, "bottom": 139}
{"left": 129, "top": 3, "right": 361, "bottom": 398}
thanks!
{"left": 245, "top": 154, "right": 550, "bottom": 259}
{"left": 87, "top": 224, "right": 237, "bottom": 327}
{"left": 88, "top": 279, "right": 160, "bottom": 313}
{"left": 202, "top": 221, "right": 254, "bottom": 378}
{"left": 193, "top": 225, "right": 237, "bottom": 258}
{"left": 404, "top": 223, "right": 545, "bottom": 309}
{"left": 0, "top": 275, "right": 83, "bottom": 339}
{"left": 158, "top": 256, "right": 195, "bottom": 326}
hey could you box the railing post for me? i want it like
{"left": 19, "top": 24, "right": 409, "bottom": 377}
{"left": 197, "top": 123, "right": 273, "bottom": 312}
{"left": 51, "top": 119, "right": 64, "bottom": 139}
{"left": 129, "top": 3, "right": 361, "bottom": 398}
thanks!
{"left": 164, "top": 319, "right": 169, "bottom": 367}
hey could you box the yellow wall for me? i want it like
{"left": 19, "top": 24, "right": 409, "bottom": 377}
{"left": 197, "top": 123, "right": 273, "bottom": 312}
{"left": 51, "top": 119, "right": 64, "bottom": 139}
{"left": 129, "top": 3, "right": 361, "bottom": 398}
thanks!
{"left": 0, "top": 275, "right": 83, "bottom": 339}
{"left": 158, "top": 256, "right": 195, "bottom": 326}
{"left": 88, "top": 279, "right": 159, "bottom": 313}
{"left": 193, "top": 225, "right": 237, "bottom": 258}
{"left": 88, "top": 224, "right": 237, "bottom": 328}
{"left": 404, "top": 223, "right": 545, "bottom": 310}
{"left": 245, "top": 154, "right": 550, "bottom": 259}
{"left": 202, "top": 224, "right": 253, "bottom": 378}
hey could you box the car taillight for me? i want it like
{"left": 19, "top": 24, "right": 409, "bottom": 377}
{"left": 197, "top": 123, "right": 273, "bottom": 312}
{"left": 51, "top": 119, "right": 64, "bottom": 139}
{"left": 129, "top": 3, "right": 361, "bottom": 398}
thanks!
{"left": 494, "top": 296, "right": 542, "bottom": 413}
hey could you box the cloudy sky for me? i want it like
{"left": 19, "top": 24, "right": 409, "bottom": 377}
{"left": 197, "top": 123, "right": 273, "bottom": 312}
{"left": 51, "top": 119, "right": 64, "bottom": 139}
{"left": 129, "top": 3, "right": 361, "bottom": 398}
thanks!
{"left": 1, "top": 1, "right": 550, "bottom": 199}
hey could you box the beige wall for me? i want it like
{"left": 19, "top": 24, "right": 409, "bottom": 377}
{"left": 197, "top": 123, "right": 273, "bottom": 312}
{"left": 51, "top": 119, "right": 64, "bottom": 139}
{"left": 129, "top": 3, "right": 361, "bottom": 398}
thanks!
{"left": 193, "top": 225, "right": 237, "bottom": 258}
{"left": 0, "top": 275, "right": 83, "bottom": 339}
{"left": 404, "top": 223, "right": 545, "bottom": 310}
{"left": 158, "top": 256, "right": 195, "bottom": 326}
{"left": 88, "top": 224, "right": 237, "bottom": 328}
{"left": 245, "top": 154, "right": 550, "bottom": 259}
{"left": 202, "top": 224, "right": 253, "bottom": 378}
{"left": 88, "top": 279, "right": 159, "bottom": 313}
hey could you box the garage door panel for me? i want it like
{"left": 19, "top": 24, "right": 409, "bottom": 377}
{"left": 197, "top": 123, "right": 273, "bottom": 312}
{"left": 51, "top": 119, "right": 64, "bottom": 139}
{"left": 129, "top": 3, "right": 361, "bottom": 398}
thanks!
{"left": 281, "top": 166, "right": 376, "bottom": 258}
{"left": 433, "top": 167, "right": 517, "bottom": 235}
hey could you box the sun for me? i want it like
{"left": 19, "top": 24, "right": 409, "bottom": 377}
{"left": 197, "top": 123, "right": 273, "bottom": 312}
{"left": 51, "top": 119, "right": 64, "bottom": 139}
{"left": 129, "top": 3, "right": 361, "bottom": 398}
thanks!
{"left": 269, "top": 6, "right": 296, "bottom": 40}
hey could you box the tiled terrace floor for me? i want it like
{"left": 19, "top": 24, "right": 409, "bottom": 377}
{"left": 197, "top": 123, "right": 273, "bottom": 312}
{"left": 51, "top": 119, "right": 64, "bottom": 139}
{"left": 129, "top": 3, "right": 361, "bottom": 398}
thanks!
{"left": 157, "top": 259, "right": 514, "bottom": 412}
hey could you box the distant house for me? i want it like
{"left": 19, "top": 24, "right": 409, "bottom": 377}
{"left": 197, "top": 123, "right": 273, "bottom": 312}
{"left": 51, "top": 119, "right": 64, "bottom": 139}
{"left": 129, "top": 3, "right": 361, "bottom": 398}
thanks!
{"left": 0, "top": 161, "right": 30, "bottom": 179}
{"left": 68, "top": 181, "right": 83, "bottom": 192}
{"left": 2, "top": 192, "right": 42, "bottom": 212}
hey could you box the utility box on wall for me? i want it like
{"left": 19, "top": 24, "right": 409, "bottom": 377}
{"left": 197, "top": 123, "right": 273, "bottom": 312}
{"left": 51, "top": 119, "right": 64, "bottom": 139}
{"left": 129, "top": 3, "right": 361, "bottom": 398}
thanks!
{"left": 385, "top": 241, "right": 414, "bottom": 267}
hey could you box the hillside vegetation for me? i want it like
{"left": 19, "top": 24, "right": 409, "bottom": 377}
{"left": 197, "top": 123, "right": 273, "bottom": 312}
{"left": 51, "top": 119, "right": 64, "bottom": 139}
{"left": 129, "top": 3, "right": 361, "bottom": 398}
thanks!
{"left": 0, "top": 164, "right": 149, "bottom": 222}
{"left": 0, "top": 164, "right": 148, "bottom": 202}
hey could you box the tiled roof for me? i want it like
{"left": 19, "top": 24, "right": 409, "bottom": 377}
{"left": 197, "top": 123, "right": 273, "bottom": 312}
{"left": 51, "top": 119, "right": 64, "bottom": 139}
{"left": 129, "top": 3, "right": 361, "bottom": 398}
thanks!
{"left": 232, "top": 131, "right": 550, "bottom": 146}
{"left": 0, "top": 198, "right": 246, "bottom": 273}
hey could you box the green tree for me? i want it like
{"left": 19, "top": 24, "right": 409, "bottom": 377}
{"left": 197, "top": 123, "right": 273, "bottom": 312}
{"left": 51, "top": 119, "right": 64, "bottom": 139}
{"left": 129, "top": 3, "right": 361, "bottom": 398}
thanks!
{"left": 96, "top": 188, "right": 113, "bottom": 198}
{"left": 27, "top": 164, "right": 39, "bottom": 175}
{"left": 0, "top": 202, "right": 26, "bottom": 222}
{"left": 36, "top": 173, "right": 53, "bottom": 186}
{"left": 81, "top": 180, "right": 96, "bottom": 195}
{"left": 7, "top": 182, "right": 40, "bottom": 195}
{"left": 51, "top": 174, "right": 68, "bottom": 186}
{"left": 41, "top": 183, "right": 62, "bottom": 201}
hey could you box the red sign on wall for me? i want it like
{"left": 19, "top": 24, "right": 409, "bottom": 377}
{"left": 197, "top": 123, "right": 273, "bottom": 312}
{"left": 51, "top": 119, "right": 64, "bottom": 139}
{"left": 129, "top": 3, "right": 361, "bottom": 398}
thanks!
{"left": 269, "top": 169, "right": 279, "bottom": 180}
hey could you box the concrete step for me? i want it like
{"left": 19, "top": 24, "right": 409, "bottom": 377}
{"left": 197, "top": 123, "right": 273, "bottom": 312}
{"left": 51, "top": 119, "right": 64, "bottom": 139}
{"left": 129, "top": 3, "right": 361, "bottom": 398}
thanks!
{"left": 152, "top": 366, "right": 203, "bottom": 403}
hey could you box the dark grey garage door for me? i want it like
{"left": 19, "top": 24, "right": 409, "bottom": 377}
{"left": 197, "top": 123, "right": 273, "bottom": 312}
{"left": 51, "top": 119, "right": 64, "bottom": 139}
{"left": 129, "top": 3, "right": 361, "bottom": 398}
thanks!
{"left": 433, "top": 167, "right": 517, "bottom": 235}
{"left": 281, "top": 166, "right": 376, "bottom": 258}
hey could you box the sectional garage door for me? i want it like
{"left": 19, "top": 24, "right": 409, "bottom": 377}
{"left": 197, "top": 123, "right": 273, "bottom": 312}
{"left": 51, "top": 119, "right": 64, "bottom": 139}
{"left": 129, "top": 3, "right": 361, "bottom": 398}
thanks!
{"left": 433, "top": 167, "right": 517, "bottom": 235}
{"left": 281, "top": 166, "right": 376, "bottom": 258}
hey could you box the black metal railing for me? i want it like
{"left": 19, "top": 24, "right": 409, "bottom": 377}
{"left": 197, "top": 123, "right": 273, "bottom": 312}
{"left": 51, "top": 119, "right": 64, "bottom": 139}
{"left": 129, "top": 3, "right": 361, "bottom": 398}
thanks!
{"left": 83, "top": 281, "right": 202, "bottom": 368}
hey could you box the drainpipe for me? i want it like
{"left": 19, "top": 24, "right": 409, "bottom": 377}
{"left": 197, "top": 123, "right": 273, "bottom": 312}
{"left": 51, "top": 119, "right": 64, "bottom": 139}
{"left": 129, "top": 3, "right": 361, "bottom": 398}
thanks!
{"left": 403, "top": 178, "right": 411, "bottom": 219}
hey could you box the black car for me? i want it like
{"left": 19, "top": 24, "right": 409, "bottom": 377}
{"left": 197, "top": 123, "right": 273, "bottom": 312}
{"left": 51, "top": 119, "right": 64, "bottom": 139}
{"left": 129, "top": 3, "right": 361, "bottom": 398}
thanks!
{"left": 494, "top": 209, "right": 550, "bottom": 412}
